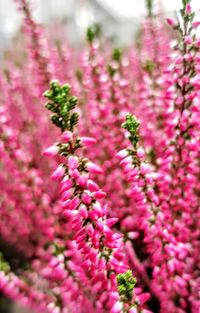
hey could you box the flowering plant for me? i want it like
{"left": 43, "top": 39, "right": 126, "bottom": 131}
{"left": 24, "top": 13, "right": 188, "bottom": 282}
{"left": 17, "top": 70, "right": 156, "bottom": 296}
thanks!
{"left": 0, "top": 0, "right": 199, "bottom": 312}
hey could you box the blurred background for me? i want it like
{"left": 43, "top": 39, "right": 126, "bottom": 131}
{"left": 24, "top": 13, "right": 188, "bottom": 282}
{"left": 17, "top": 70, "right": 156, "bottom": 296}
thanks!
{"left": 0, "top": 0, "right": 199, "bottom": 312}
{"left": 0, "top": 0, "right": 199, "bottom": 50}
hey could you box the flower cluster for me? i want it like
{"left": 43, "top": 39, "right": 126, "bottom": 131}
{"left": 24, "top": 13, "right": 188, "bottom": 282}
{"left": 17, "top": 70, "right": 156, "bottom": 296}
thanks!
{"left": 0, "top": 0, "right": 199, "bottom": 312}
{"left": 42, "top": 80, "right": 149, "bottom": 313}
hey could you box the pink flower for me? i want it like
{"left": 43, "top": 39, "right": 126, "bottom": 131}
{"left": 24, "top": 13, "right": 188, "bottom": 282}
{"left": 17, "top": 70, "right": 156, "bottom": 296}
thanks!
{"left": 106, "top": 218, "right": 119, "bottom": 227}
{"left": 61, "top": 130, "right": 72, "bottom": 143}
{"left": 60, "top": 178, "right": 73, "bottom": 192}
{"left": 51, "top": 165, "right": 65, "bottom": 180}
{"left": 87, "top": 180, "right": 99, "bottom": 192}
{"left": 111, "top": 301, "right": 123, "bottom": 313}
{"left": 137, "top": 148, "right": 145, "bottom": 159}
{"left": 185, "top": 3, "right": 192, "bottom": 14}
{"left": 87, "top": 162, "right": 103, "bottom": 174}
{"left": 81, "top": 192, "right": 92, "bottom": 205}
{"left": 137, "top": 292, "right": 150, "bottom": 305}
{"left": 43, "top": 145, "right": 58, "bottom": 157}
{"left": 129, "top": 308, "right": 137, "bottom": 313}
{"left": 184, "top": 36, "right": 192, "bottom": 45}
{"left": 93, "top": 190, "right": 106, "bottom": 199}
{"left": 115, "top": 149, "right": 128, "bottom": 159}
{"left": 80, "top": 137, "right": 97, "bottom": 146}
{"left": 192, "top": 21, "right": 200, "bottom": 29}
{"left": 166, "top": 18, "right": 177, "bottom": 27}
{"left": 68, "top": 156, "right": 79, "bottom": 170}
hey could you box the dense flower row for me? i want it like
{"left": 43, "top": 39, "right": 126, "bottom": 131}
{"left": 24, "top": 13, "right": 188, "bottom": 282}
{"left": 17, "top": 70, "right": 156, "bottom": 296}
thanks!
{"left": 0, "top": 0, "right": 199, "bottom": 312}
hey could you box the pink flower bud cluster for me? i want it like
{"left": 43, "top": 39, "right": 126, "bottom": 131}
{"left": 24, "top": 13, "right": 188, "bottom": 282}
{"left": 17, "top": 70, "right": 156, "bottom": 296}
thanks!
{"left": 0, "top": 0, "right": 199, "bottom": 313}
{"left": 78, "top": 34, "right": 140, "bottom": 232}
{"left": 0, "top": 271, "right": 56, "bottom": 313}
{"left": 42, "top": 125, "right": 150, "bottom": 312}
{"left": 116, "top": 6, "right": 200, "bottom": 312}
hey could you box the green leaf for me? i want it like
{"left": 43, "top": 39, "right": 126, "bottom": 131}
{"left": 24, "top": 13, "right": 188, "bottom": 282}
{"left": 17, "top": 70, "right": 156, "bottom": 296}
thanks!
{"left": 51, "top": 115, "right": 61, "bottom": 128}
{"left": 68, "top": 96, "right": 78, "bottom": 110}
{"left": 70, "top": 112, "right": 79, "bottom": 131}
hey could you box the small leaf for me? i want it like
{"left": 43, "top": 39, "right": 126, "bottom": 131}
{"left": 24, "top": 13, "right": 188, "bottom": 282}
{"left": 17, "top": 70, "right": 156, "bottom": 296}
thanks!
{"left": 70, "top": 112, "right": 79, "bottom": 131}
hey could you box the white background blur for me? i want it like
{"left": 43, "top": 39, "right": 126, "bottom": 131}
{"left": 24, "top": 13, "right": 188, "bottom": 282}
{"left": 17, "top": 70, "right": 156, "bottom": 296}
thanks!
{"left": 0, "top": 0, "right": 199, "bottom": 46}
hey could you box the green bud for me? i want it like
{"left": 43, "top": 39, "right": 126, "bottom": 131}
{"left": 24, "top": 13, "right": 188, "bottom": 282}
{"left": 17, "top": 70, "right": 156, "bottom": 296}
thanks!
{"left": 117, "top": 270, "right": 136, "bottom": 302}
{"left": 143, "top": 60, "right": 156, "bottom": 75}
{"left": 112, "top": 48, "right": 122, "bottom": 62}
{"left": 122, "top": 114, "right": 140, "bottom": 149}
{"left": 0, "top": 252, "right": 10, "bottom": 274}
{"left": 86, "top": 24, "right": 102, "bottom": 42}
{"left": 44, "top": 80, "right": 79, "bottom": 132}
{"left": 107, "top": 64, "right": 116, "bottom": 77}
{"left": 70, "top": 112, "right": 79, "bottom": 131}
{"left": 145, "top": 0, "right": 154, "bottom": 17}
